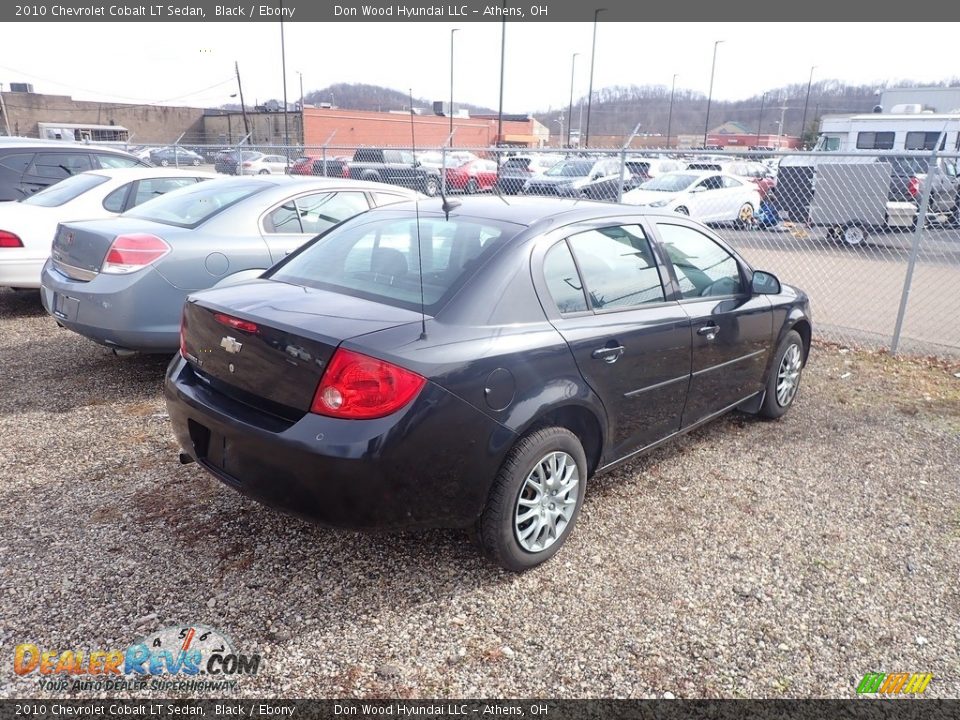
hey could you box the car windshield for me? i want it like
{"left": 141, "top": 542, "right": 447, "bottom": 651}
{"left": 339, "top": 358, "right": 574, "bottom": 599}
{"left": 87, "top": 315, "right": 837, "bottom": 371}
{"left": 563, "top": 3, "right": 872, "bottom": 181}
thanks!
{"left": 268, "top": 214, "right": 519, "bottom": 314}
{"left": 545, "top": 160, "right": 595, "bottom": 177}
{"left": 640, "top": 174, "right": 699, "bottom": 192}
{"left": 122, "top": 180, "right": 267, "bottom": 228}
{"left": 21, "top": 172, "right": 110, "bottom": 207}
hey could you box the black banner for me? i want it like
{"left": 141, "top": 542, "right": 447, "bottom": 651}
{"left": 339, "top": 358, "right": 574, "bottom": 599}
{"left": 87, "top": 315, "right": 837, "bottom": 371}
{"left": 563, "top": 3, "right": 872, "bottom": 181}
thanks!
{"left": 1, "top": 700, "right": 959, "bottom": 720}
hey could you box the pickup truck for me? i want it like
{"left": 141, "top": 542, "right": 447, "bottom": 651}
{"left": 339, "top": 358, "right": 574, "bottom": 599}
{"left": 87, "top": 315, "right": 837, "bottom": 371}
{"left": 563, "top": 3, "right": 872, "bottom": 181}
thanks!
{"left": 347, "top": 148, "right": 440, "bottom": 197}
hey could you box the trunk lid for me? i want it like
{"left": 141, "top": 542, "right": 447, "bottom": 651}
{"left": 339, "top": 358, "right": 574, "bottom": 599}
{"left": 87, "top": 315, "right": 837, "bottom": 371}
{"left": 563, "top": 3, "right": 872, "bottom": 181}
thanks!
{"left": 181, "top": 279, "right": 422, "bottom": 416}
{"left": 50, "top": 217, "right": 170, "bottom": 281}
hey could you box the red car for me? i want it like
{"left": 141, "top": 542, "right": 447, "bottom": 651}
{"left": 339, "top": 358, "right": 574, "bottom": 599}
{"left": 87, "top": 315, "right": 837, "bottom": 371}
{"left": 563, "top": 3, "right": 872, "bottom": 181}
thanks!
{"left": 728, "top": 161, "right": 777, "bottom": 200}
{"left": 443, "top": 159, "right": 499, "bottom": 194}
{"left": 290, "top": 156, "right": 350, "bottom": 178}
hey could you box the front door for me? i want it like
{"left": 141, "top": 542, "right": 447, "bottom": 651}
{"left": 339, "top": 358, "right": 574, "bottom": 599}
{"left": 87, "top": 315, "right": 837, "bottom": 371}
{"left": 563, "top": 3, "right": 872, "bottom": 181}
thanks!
{"left": 653, "top": 221, "right": 774, "bottom": 427}
{"left": 539, "top": 223, "right": 692, "bottom": 461}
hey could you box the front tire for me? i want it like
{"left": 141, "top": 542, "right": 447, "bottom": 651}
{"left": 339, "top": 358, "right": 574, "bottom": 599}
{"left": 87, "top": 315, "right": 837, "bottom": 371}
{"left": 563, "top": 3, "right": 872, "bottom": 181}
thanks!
{"left": 423, "top": 176, "right": 440, "bottom": 197}
{"left": 258, "top": 169, "right": 270, "bottom": 175}
{"left": 841, "top": 223, "right": 867, "bottom": 246}
{"left": 466, "top": 178, "right": 479, "bottom": 195}
{"left": 736, "top": 202, "right": 755, "bottom": 228}
{"left": 160, "top": 159, "right": 170, "bottom": 167}
{"left": 759, "top": 330, "right": 804, "bottom": 419}
{"left": 675, "top": 206, "right": 690, "bottom": 216}
{"left": 478, "top": 427, "right": 587, "bottom": 572}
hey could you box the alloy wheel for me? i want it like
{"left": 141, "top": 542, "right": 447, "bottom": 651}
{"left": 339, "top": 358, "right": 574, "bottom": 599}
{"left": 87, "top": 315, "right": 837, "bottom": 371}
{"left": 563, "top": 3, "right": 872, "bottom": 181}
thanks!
{"left": 514, "top": 451, "right": 579, "bottom": 553}
{"left": 776, "top": 343, "right": 802, "bottom": 407}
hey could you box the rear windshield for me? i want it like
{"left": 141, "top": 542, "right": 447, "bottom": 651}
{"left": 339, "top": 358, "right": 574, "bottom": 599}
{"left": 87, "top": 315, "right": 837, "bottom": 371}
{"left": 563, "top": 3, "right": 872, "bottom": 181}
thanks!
{"left": 267, "top": 215, "right": 517, "bottom": 314}
{"left": 122, "top": 180, "right": 267, "bottom": 228}
{"left": 21, "top": 172, "right": 109, "bottom": 207}
{"left": 546, "top": 160, "right": 595, "bottom": 177}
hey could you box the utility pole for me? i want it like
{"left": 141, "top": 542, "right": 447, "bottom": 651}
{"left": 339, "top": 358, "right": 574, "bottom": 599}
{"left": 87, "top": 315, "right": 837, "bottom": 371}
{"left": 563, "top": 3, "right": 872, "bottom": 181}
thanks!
{"left": 567, "top": 53, "right": 579, "bottom": 147}
{"left": 703, "top": 40, "right": 724, "bottom": 148}
{"left": 235, "top": 61, "right": 250, "bottom": 141}
{"left": 666, "top": 73, "right": 678, "bottom": 149}
{"left": 800, "top": 65, "right": 817, "bottom": 148}
{"left": 584, "top": 8, "right": 605, "bottom": 148}
{"left": 280, "top": 8, "right": 290, "bottom": 156}
{"left": 756, "top": 91, "right": 767, "bottom": 145}
{"left": 497, "top": 3, "right": 506, "bottom": 149}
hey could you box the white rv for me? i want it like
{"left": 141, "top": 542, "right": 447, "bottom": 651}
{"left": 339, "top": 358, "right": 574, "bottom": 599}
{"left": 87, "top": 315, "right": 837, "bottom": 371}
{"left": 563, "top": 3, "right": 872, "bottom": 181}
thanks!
{"left": 815, "top": 107, "right": 960, "bottom": 153}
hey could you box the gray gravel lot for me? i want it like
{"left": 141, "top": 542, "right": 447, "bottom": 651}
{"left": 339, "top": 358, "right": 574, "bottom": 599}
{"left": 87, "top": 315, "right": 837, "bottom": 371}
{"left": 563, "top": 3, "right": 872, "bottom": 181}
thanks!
{"left": 0, "top": 287, "right": 958, "bottom": 699}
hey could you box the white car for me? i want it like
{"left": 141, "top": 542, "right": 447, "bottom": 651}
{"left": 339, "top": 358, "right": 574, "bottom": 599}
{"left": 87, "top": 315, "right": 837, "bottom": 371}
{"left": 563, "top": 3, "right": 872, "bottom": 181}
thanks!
{"left": 240, "top": 154, "right": 291, "bottom": 175}
{"left": 0, "top": 167, "right": 214, "bottom": 289}
{"left": 622, "top": 170, "right": 762, "bottom": 224}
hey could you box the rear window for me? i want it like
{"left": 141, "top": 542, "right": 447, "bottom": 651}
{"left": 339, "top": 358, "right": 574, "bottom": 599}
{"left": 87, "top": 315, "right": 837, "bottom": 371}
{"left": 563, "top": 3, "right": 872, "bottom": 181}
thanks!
{"left": 267, "top": 215, "right": 516, "bottom": 314}
{"left": 122, "top": 180, "right": 267, "bottom": 228}
{"left": 21, "top": 172, "right": 109, "bottom": 207}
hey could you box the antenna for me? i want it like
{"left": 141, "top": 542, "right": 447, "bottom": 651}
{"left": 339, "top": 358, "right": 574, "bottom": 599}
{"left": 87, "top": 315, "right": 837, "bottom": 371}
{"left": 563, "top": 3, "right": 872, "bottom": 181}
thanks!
{"left": 410, "top": 88, "right": 427, "bottom": 341}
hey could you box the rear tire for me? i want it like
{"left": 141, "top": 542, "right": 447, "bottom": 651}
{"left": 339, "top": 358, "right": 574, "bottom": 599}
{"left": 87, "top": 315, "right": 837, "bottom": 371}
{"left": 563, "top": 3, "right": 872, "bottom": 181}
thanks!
{"left": 841, "top": 223, "right": 867, "bottom": 246}
{"left": 258, "top": 169, "right": 270, "bottom": 175}
{"left": 736, "top": 202, "right": 755, "bottom": 228}
{"left": 423, "top": 176, "right": 440, "bottom": 197}
{"left": 478, "top": 427, "right": 587, "bottom": 572}
{"left": 466, "top": 178, "right": 479, "bottom": 195}
{"left": 675, "top": 206, "right": 690, "bottom": 216}
{"left": 759, "top": 330, "right": 804, "bottom": 419}
{"left": 160, "top": 159, "right": 170, "bottom": 167}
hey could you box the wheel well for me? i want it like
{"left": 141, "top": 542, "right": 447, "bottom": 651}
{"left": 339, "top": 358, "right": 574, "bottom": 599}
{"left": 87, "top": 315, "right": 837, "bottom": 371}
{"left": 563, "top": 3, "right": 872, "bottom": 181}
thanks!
{"left": 792, "top": 319, "right": 812, "bottom": 362}
{"left": 529, "top": 406, "right": 604, "bottom": 477}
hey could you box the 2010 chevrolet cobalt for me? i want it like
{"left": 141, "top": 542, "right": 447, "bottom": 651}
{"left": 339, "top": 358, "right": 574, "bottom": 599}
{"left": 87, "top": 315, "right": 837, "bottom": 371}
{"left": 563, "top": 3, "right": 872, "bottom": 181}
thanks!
{"left": 165, "top": 197, "right": 812, "bottom": 571}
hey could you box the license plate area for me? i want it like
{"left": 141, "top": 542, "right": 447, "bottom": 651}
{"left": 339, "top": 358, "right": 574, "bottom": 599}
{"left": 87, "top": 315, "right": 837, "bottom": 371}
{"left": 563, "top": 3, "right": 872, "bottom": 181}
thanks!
{"left": 188, "top": 419, "right": 241, "bottom": 486}
{"left": 53, "top": 293, "right": 79, "bottom": 321}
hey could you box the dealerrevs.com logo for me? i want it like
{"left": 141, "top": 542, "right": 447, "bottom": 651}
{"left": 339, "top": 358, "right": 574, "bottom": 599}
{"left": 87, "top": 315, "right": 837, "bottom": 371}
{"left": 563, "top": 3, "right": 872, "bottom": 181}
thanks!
{"left": 14, "top": 625, "right": 261, "bottom": 692}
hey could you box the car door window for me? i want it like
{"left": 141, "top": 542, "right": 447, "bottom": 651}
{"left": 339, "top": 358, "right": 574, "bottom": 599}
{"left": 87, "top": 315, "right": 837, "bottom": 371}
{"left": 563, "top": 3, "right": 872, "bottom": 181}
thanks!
{"left": 372, "top": 192, "right": 409, "bottom": 206}
{"left": 102, "top": 184, "right": 133, "bottom": 212}
{"left": 264, "top": 201, "right": 303, "bottom": 233}
{"left": 543, "top": 241, "right": 588, "bottom": 314}
{"left": 29, "top": 153, "right": 93, "bottom": 179}
{"left": 567, "top": 225, "right": 665, "bottom": 310}
{"left": 96, "top": 154, "right": 139, "bottom": 169}
{"left": 721, "top": 176, "right": 743, "bottom": 188}
{"left": 0, "top": 153, "right": 34, "bottom": 175}
{"left": 697, "top": 175, "right": 723, "bottom": 191}
{"left": 656, "top": 223, "right": 744, "bottom": 299}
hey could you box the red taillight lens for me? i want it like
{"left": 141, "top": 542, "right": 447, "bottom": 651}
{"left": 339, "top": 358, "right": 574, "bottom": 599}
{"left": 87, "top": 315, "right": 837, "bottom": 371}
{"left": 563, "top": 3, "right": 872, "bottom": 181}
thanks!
{"left": 0, "top": 230, "right": 23, "bottom": 248}
{"left": 242, "top": 162, "right": 252, "bottom": 167}
{"left": 908, "top": 177, "right": 921, "bottom": 198}
{"left": 310, "top": 348, "right": 425, "bottom": 419}
{"left": 102, "top": 234, "right": 170, "bottom": 274}
{"left": 213, "top": 312, "right": 259, "bottom": 334}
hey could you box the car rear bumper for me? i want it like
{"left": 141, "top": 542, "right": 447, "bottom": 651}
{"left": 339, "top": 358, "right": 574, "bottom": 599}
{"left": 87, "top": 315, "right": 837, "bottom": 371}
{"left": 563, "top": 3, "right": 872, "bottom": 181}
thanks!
{"left": 0, "top": 254, "right": 44, "bottom": 288}
{"left": 164, "top": 355, "right": 516, "bottom": 530}
{"left": 40, "top": 260, "right": 183, "bottom": 352}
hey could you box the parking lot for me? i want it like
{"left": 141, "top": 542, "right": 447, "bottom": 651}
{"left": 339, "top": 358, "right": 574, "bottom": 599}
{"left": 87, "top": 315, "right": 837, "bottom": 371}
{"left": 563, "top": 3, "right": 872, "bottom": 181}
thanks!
{"left": 1, "top": 287, "right": 957, "bottom": 698}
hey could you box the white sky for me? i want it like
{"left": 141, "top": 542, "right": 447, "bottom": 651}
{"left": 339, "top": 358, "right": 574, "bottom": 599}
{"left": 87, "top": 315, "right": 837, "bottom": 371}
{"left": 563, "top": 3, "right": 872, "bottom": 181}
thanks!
{"left": 2, "top": 22, "right": 957, "bottom": 113}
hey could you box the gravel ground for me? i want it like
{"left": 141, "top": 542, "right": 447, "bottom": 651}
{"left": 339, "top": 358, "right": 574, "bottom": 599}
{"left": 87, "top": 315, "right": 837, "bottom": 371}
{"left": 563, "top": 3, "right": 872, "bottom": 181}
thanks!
{"left": 0, "top": 287, "right": 958, "bottom": 700}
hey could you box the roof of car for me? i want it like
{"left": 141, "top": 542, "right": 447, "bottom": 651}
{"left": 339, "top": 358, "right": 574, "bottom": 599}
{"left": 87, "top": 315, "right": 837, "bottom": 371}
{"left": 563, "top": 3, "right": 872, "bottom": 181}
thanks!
{"left": 83, "top": 167, "right": 219, "bottom": 181}
{"left": 184, "top": 174, "right": 422, "bottom": 195}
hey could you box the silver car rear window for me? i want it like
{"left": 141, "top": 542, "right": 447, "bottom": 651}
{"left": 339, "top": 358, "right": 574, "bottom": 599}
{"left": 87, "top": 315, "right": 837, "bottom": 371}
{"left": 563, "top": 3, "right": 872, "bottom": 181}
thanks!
{"left": 122, "top": 180, "right": 268, "bottom": 228}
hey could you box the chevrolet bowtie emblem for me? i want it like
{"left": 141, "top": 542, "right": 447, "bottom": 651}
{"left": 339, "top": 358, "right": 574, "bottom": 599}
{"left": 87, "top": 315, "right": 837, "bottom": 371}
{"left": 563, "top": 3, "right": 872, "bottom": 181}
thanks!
{"left": 220, "top": 336, "right": 243, "bottom": 354}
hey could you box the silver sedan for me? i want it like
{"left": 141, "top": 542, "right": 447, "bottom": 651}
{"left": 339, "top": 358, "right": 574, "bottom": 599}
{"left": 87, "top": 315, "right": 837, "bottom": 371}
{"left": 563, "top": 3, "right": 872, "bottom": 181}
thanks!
{"left": 39, "top": 176, "right": 419, "bottom": 353}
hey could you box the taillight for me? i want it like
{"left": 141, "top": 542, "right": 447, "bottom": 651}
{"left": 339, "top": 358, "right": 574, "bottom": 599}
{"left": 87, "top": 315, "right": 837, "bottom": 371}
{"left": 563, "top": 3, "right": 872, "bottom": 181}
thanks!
{"left": 102, "top": 234, "right": 170, "bottom": 274}
{"left": 908, "top": 177, "right": 921, "bottom": 198}
{"left": 242, "top": 162, "right": 253, "bottom": 168}
{"left": 310, "top": 348, "right": 425, "bottom": 419}
{"left": 341, "top": 165, "right": 350, "bottom": 178}
{"left": 0, "top": 230, "right": 23, "bottom": 248}
{"left": 213, "top": 312, "right": 259, "bottom": 334}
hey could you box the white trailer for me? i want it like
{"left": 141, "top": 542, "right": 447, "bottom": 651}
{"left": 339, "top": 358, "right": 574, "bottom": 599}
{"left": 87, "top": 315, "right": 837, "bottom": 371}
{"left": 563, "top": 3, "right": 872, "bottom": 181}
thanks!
{"left": 815, "top": 110, "right": 960, "bottom": 153}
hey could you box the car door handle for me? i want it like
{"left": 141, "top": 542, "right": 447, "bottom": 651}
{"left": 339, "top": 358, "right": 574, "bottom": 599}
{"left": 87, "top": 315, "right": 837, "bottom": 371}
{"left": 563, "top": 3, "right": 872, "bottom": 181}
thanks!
{"left": 697, "top": 323, "right": 720, "bottom": 339}
{"left": 591, "top": 345, "right": 625, "bottom": 363}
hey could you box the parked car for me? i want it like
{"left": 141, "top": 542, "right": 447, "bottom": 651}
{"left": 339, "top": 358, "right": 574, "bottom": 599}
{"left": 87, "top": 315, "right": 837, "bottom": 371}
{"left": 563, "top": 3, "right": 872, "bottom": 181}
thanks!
{"left": 622, "top": 171, "right": 762, "bottom": 225}
{"left": 214, "top": 150, "right": 262, "bottom": 175}
{"left": 726, "top": 161, "right": 777, "bottom": 200}
{"left": 581, "top": 157, "right": 686, "bottom": 201}
{"left": 148, "top": 147, "right": 204, "bottom": 167}
{"left": 240, "top": 154, "right": 290, "bottom": 175}
{"left": 443, "top": 159, "right": 499, "bottom": 194}
{"left": 39, "top": 177, "right": 420, "bottom": 353}
{"left": 0, "top": 139, "right": 148, "bottom": 202}
{"left": 0, "top": 168, "right": 214, "bottom": 290}
{"left": 289, "top": 155, "right": 350, "bottom": 177}
{"left": 165, "top": 196, "right": 811, "bottom": 570}
{"left": 495, "top": 154, "right": 563, "bottom": 195}
{"left": 347, "top": 148, "right": 441, "bottom": 197}
{"left": 418, "top": 150, "right": 478, "bottom": 171}
{"left": 523, "top": 157, "right": 622, "bottom": 197}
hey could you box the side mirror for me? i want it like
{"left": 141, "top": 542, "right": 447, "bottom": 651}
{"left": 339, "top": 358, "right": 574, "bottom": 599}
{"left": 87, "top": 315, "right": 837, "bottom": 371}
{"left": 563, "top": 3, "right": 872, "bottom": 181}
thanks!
{"left": 751, "top": 270, "right": 781, "bottom": 295}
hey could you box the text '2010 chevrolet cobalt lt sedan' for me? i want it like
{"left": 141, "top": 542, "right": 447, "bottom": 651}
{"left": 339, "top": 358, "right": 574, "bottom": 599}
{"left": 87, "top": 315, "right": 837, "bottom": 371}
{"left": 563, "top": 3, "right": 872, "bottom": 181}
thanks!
{"left": 165, "top": 197, "right": 811, "bottom": 571}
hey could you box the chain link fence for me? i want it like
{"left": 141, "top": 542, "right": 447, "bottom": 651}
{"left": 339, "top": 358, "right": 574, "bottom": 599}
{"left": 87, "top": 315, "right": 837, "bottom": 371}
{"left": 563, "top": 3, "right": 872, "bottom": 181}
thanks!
{"left": 124, "top": 139, "right": 960, "bottom": 357}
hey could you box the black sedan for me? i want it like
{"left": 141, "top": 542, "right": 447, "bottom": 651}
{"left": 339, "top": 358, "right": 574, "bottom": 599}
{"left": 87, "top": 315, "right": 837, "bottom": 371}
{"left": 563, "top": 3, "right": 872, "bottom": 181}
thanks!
{"left": 148, "top": 147, "right": 203, "bottom": 167}
{"left": 165, "top": 198, "right": 812, "bottom": 571}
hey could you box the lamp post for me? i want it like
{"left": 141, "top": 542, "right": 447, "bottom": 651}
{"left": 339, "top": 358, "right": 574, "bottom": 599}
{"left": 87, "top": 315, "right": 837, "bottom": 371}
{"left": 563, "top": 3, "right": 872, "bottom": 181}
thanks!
{"left": 800, "top": 65, "right": 817, "bottom": 148}
{"left": 280, "top": 7, "right": 290, "bottom": 155}
{"left": 666, "top": 73, "right": 678, "bottom": 149}
{"left": 703, "top": 39, "right": 723, "bottom": 148}
{"left": 566, "top": 52, "right": 580, "bottom": 147}
{"left": 756, "top": 91, "right": 767, "bottom": 145}
{"left": 554, "top": 116, "right": 564, "bottom": 147}
{"left": 497, "top": 7, "right": 505, "bottom": 149}
{"left": 449, "top": 28, "right": 459, "bottom": 137}
{"left": 584, "top": 8, "right": 605, "bottom": 149}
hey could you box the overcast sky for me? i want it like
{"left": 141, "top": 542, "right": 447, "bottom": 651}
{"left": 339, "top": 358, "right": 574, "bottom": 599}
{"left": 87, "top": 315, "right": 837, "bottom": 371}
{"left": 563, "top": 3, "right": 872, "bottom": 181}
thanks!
{"left": 2, "top": 22, "right": 957, "bottom": 113}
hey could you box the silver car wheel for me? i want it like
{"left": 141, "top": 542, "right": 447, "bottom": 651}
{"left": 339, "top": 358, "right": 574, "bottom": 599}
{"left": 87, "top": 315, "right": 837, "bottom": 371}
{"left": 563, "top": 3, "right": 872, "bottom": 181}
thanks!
{"left": 514, "top": 451, "right": 579, "bottom": 553}
{"left": 776, "top": 343, "right": 802, "bottom": 407}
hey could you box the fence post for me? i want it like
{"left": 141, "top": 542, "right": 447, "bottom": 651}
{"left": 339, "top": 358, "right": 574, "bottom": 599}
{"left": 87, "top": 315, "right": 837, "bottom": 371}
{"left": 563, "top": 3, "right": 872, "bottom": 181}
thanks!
{"left": 441, "top": 146, "right": 447, "bottom": 196}
{"left": 322, "top": 147, "right": 327, "bottom": 178}
{"left": 890, "top": 147, "right": 939, "bottom": 355}
{"left": 616, "top": 147, "right": 627, "bottom": 203}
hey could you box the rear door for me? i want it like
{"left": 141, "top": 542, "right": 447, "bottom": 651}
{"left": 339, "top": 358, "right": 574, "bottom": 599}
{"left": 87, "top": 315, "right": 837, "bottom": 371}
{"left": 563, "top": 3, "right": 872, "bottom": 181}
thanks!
{"left": 22, "top": 151, "right": 94, "bottom": 196}
{"left": 260, "top": 190, "right": 371, "bottom": 263}
{"left": 535, "top": 220, "right": 692, "bottom": 461}
{"left": 652, "top": 220, "right": 773, "bottom": 427}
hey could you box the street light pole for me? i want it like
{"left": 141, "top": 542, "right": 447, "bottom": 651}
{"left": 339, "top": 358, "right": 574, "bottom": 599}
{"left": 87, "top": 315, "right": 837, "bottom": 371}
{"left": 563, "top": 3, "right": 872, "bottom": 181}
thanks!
{"left": 584, "top": 8, "right": 605, "bottom": 149}
{"left": 280, "top": 7, "right": 290, "bottom": 154}
{"left": 497, "top": 7, "right": 505, "bottom": 149}
{"left": 756, "top": 91, "right": 767, "bottom": 145}
{"left": 666, "top": 73, "right": 678, "bottom": 149}
{"left": 703, "top": 39, "right": 723, "bottom": 148}
{"left": 566, "top": 52, "right": 579, "bottom": 148}
{"left": 800, "top": 65, "right": 817, "bottom": 148}
{"left": 450, "top": 28, "right": 459, "bottom": 138}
